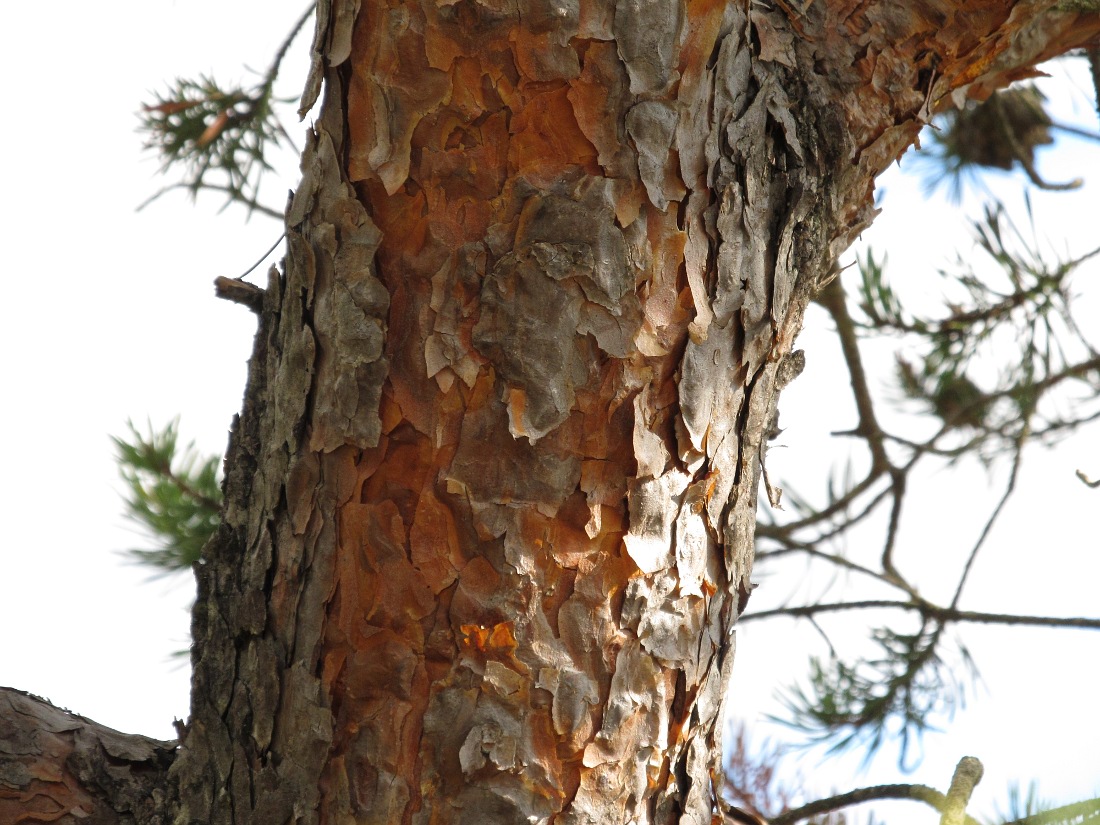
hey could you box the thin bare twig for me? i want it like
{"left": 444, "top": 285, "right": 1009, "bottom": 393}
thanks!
{"left": 754, "top": 544, "right": 897, "bottom": 591}
{"left": 817, "top": 276, "right": 890, "bottom": 472}
{"left": 740, "top": 599, "right": 1100, "bottom": 630}
{"left": 137, "top": 181, "right": 284, "bottom": 220}
{"left": 949, "top": 438, "right": 1024, "bottom": 610}
{"left": 880, "top": 469, "right": 907, "bottom": 584}
{"left": 771, "top": 782, "right": 981, "bottom": 825}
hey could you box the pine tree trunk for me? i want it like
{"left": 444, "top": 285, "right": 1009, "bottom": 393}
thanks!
{"left": 168, "top": 2, "right": 1100, "bottom": 823}
{"left": 5, "top": 3, "right": 1097, "bottom": 825}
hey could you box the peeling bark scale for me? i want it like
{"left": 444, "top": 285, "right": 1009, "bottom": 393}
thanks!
{"left": 4, "top": 2, "right": 1098, "bottom": 824}
{"left": 0, "top": 687, "right": 175, "bottom": 823}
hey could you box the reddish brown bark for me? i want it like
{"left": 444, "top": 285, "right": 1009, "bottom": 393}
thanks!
{"left": 0, "top": 688, "right": 175, "bottom": 824}
{"left": 8, "top": 3, "right": 1100, "bottom": 825}
{"left": 168, "top": 3, "right": 1100, "bottom": 824}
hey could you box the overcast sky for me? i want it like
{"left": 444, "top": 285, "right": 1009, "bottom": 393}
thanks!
{"left": 1, "top": 3, "right": 1097, "bottom": 820}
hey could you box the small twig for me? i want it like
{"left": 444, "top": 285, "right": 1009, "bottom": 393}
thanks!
{"left": 263, "top": 5, "right": 315, "bottom": 94}
{"left": 137, "top": 181, "right": 285, "bottom": 220}
{"left": 738, "top": 598, "right": 911, "bottom": 623}
{"left": 213, "top": 234, "right": 284, "bottom": 313}
{"left": 879, "top": 353, "right": 1100, "bottom": 462}
{"left": 947, "top": 605, "right": 1100, "bottom": 628}
{"left": 755, "top": 544, "right": 898, "bottom": 591}
{"left": 758, "top": 275, "right": 923, "bottom": 543}
{"left": 771, "top": 782, "right": 981, "bottom": 825}
{"left": 816, "top": 276, "right": 890, "bottom": 472}
{"left": 1050, "top": 120, "right": 1100, "bottom": 142}
{"left": 949, "top": 438, "right": 1023, "bottom": 610}
{"left": 739, "top": 598, "right": 1100, "bottom": 629}
{"left": 760, "top": 472, "right": 881, "bottom": 534}
{"left": 1033, "top": 402, "right": 1100, "bottom": 435}
{"left": 879, "top": 469, "right": 907, "bottom": 584}
{"left": 1077, "top": 469, "right": 1100, "bottom": 488}
{"left": 251, "top": 4, "right": 314, "bottom": 149}
{"left": 768, "top": 481, "right": 894, "bottom": 546}
{"left": 764, "top": 761, "right": 1097, "bottom": 825}
{"left": 940, "top": 756, "right": 983, "bottom": 825}
{"left": 233, "top": 233, "right": 286, "bottom": 281}
{"left": 806, "top": 616, "right": 837, "bottom": 657}
{"left": 214, "top": 277, "right": 265, "bottom": 313}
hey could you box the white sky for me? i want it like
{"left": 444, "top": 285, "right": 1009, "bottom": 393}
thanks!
{"left": 1, "top": 3, "right": 1097, "bottom": 820}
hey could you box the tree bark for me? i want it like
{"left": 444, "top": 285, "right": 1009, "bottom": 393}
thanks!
{"left": 0, "top": 688, "right": 175, "bottom": 824}
{"left": 5, "top": 2, "right": 1100, "bottom": 824}
{"left": 150, "top": 2, "right": 1100, "bottom": 823}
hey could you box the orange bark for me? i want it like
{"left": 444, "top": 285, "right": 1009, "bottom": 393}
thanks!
{"left": 165, "top": 2, "right": 1100, "bottom": 824}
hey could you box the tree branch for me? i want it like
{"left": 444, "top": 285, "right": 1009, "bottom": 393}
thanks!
{"left": 770, "top": 782, "right": 981, "bottom": 825}
{"left": 1001, "top": 795, "right": 1100, "bottom": 825}
{"left": 215, "top": 276, "right": 266, "bottom": 313}
{"left": 941, "top": 756, "right": 983, "bottom": 825}
{"left": 949, "top": 439, "right": 1023, "bottom": 610}
{"left": 816, "top": 276, "right": 890, "bottom": 473}
{"left": 0, "top": 687, "right": 176, "bottom": 824}
{"left": 754, "top": 543, "right": 901, "bottom": 592}
{"left": 137, "top": 181, "right": 285, "bottom": 220}
{"left": 739, "top": 599, "right": 1100, "bottom": 630}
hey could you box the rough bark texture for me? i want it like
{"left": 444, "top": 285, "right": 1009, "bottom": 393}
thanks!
{"left": 11, "top": 3, "right": 1100, "bottom": 825}
{"left": 0, "top": 688, "right": 175, "bottom": 824}
{"left": 166, "top": 2, "right": 1100, "bottom": 824}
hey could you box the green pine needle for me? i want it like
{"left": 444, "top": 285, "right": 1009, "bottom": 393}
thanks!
{"left": 113, "top": 419, "right": 222, "bottom": 576}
